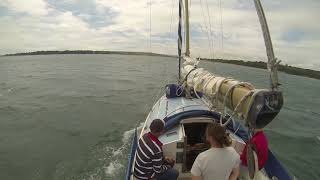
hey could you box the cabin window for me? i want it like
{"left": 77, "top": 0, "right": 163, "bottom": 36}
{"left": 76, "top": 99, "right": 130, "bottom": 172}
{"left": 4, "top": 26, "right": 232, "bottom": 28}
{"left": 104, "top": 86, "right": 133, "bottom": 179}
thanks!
{"left": 166, "top": 131, "right": 178, "bottom": 137}
{"left": 159, "top": 126, "right": 182, "bottom": 145}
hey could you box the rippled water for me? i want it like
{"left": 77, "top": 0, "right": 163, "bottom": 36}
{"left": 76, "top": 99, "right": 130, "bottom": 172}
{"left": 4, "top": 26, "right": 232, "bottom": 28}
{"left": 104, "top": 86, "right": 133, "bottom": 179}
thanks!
{"left": 0, "top": 54, "right": 319, "bottom": 180}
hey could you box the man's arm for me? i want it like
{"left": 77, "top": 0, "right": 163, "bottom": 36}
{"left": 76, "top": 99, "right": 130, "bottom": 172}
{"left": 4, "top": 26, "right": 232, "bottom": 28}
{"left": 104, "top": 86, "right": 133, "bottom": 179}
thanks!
{"left": 192, "top": 176, "right": 202, "bottom": 180}
{"left": 152, "top": 152, "right": 170, "bottom": 175}
{"left": 229, "top": 166, "right": 240, "bottom": 180}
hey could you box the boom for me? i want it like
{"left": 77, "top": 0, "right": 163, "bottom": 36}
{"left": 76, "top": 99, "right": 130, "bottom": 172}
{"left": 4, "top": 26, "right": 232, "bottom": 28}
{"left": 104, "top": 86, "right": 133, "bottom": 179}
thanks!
{"left": 179, "top": 0, "right": 283, "bottom": 129}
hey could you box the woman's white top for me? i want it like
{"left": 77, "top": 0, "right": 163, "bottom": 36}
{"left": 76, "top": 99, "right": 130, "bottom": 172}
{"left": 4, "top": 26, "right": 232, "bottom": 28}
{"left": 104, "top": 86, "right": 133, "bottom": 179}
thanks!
{"left": 191, "top": 147, "right": 240, "bottom": 180}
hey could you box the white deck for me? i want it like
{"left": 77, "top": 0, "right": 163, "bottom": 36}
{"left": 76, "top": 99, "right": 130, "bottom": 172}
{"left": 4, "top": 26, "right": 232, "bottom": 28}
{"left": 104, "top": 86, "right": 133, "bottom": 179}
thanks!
{"left": 140, "top": 95, "right": 209, "bottom": 136}
{"left": 132, "top": 95, "right": 270, "bottom": 180}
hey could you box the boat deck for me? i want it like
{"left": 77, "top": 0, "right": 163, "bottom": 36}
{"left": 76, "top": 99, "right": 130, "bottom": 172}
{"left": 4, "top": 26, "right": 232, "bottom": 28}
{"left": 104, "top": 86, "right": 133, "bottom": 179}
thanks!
{"left": 127, "top": 95, "right": 291, "bottom": 180}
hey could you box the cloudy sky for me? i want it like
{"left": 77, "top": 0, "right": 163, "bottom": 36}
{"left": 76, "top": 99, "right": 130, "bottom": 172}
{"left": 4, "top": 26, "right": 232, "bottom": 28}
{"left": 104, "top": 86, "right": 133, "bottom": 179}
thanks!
{"left": 0, "top": 0, "right": 319, "bottom": 70}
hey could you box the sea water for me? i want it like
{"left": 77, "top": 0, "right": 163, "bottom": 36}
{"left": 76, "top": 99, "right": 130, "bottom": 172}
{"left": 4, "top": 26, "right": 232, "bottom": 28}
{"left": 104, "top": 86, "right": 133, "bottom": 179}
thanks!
{"left": 0, "top": 54, "right": 319, "bottom": 180}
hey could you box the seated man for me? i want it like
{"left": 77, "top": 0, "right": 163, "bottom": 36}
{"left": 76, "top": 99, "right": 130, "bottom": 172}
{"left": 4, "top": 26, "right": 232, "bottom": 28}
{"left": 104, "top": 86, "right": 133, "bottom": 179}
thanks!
{"left": 191, "top": 123, "right": 240, "bottom": 180}
{"left": 134, "top": 119, "right": 179, "bottom": 180}
{"left": 240, "top": 129, "right": 268, "bottom": 170}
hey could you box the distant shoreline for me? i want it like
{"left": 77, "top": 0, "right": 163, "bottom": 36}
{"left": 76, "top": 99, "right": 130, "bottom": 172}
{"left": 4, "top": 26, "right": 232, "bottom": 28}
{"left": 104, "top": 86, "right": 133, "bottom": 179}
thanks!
{"left": 2, "top": 50, "right": 175, "bottom": 58}
{"left": 2, "top": 50, "right": 320, "bottom": 80}
{"left": 202, "top": 58, "right": 320, "bottom": 80}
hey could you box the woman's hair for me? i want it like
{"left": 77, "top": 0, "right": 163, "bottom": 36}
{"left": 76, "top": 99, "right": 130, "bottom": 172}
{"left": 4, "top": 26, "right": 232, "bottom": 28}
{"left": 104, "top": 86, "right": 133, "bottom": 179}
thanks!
{"left": 206, "top": 123, "right": 232, "bottom": 147}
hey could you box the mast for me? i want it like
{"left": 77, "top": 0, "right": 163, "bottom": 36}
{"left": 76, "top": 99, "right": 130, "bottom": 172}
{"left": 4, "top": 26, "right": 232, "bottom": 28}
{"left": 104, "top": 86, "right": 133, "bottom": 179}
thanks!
{"left": 253, "top": 0, "right": 279, "bottom": 90}
{"left": 178, "top": 0, "right": 190, "bottom": 80}
{"left": 185, "top": 0, "right": 190, "bottom": 57}
{"left": 178, "top": 0, "right": 183, "bottom": 80}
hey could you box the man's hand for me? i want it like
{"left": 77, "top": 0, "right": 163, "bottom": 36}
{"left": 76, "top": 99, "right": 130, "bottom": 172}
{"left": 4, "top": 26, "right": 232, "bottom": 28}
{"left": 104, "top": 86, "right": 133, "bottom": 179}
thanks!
{"left": 164, "top": 157, "right": 175, "bottom": 167}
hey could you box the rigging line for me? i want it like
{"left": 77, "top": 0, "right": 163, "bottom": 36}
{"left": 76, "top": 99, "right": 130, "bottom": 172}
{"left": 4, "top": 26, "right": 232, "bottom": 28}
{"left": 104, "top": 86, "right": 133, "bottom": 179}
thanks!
{"left": 150, "top": 0, "right": 152, "bottom": 52}
{"left": 199, "top": 0, "right": 214, "bottom": 59}
{"left": 200, "top": 0, "right": 214, "bottom": 59}
{"left": 219, "top": 0, "right": 224, "bottom": 52}
{"left": 164, "top": 0, "right": 175, "bottom": 84}
{"left": 145, "top": 2, "right": 149, "bottom": 50}
{"left": 141, "top": 64, "right": 172, "bottom": 124}
{"left": 205, "top": 0, "right": 215, "bottom": 59}
{"left": 165, "top": 0, "right": 176, "bottom": 54}
{"left": 199, "top": 0, "right": 210, "bottom": 49}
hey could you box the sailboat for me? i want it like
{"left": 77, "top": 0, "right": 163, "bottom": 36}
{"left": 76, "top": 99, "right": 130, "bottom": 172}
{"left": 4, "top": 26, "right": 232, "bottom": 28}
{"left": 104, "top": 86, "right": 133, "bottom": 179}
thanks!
{"left": 126, "top": 0, "right": 291, "bottom": 179}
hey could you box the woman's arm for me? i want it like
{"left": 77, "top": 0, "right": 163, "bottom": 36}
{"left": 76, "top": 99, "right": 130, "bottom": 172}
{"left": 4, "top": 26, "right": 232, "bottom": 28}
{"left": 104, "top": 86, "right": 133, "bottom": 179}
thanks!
{"left": 229, "top": 166, "right": 240, "bottom": 180}
{"left": 191, "top": 155, "right": 202, "bottom": 180}
{"left": 192, "top": 176, "right": 202, "bottom": 180}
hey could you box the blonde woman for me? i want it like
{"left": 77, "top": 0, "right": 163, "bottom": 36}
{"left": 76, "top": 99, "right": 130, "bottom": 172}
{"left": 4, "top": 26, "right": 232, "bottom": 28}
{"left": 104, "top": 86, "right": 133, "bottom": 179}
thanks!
{"left": 191, "top": 123, "right": 240, "bottom": 180}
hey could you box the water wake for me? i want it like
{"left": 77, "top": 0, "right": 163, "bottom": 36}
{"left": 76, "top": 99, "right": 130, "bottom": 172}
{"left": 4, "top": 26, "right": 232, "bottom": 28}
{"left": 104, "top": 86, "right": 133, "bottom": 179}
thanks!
{"left": 104, "top": 123, "right": 144, "bottom": 177}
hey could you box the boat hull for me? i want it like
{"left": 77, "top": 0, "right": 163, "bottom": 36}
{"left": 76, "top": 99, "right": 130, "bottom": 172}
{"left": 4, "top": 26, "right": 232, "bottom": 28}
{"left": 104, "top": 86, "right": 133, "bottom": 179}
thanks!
{"left": 125, "top": 95, "right": 291, "bottom": 180}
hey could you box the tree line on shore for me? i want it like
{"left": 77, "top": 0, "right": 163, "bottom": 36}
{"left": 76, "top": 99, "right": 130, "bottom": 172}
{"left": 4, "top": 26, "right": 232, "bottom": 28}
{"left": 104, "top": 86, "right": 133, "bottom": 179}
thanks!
{"left": 3, "top": 50, "right": 319, "bottom": 80}
{"left": 3, "top": 50, "right": 172, "bottom": 57}
{"left": 203, "top": 58, "right": 320, "bottom": 80}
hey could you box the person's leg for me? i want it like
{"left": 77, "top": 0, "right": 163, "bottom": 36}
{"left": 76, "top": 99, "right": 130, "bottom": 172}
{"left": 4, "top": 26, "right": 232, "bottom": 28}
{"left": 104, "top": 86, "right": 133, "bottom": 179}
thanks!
{"left": 156, "top": 168, "right": 179, "bottom": 180}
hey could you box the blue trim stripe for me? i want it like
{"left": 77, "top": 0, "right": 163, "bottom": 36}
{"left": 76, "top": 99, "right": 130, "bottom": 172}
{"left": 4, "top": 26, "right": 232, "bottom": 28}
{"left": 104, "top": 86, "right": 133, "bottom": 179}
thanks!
{"left": 125, "top": 128, "right": 138, "bottom": 180}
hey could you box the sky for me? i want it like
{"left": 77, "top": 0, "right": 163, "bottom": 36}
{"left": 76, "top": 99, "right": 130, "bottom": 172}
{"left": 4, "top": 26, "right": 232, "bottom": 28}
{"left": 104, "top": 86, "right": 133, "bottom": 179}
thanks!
{"left": 0, "top": 0, "right": 319, "bottom": 70}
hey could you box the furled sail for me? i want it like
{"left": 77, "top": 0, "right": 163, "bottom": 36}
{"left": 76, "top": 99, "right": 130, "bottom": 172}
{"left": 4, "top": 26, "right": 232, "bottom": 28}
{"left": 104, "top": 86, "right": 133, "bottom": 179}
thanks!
{"left": 181, "top": 57, "right": 283, "bottom": 129}
{"left": 177, "top": 0, "right": 283, "bottom": 130}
